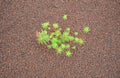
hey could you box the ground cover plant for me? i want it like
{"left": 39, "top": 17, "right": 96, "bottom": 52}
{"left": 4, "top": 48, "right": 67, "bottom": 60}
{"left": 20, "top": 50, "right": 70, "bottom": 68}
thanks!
{"left": 36, "top": 14, "right": 90, "bottom": 57}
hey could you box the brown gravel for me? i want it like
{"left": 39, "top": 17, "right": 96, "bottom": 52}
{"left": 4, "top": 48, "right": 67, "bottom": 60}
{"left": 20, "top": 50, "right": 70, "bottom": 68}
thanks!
{"left": 0, "top": 0, "right": 120, "bottom": 78}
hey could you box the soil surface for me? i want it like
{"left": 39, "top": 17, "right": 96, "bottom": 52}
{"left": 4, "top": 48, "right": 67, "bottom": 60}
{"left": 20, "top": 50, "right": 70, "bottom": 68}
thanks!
{"left": 0, "top": 0, "right": 120, "bottom": 78}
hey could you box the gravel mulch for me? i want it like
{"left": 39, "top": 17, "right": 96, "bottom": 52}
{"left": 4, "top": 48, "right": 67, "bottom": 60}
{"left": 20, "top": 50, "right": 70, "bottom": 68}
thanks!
{"left": 0, "top": 0, "right": 120, "bottom": 78}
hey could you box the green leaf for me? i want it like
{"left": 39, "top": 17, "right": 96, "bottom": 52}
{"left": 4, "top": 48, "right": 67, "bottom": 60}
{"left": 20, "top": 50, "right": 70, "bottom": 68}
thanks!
{"left": 74, "top": 32, "right": 78, "bottom": 35}
{"left": 66, "top": 51, "right": 72, "bottom": 57}
{"left": 83, "top": 26, "right": 90, "bottom": 33}
{"left": 63, "top": 14, "right": 68, "bottom": 20}
{"left": 42, "top": 22, "right": 49, "bottom": 29}
{"left": 53, "top": 23, "right": 59, "bottom": 28}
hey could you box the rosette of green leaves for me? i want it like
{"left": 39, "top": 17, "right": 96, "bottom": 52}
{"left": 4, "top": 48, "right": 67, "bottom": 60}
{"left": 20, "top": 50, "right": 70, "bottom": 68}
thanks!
{"left": 83, "top": 26, "right": 90, "bottom": 33}
{"left": 60, "top": 30, "right": 74, "bottom": 42}
{"left": 53, "top": 23, "right": 59, "bottom": 29}
{"left": 37, "top": 30, "right": 50, "bottom": 44}
{"left": 51, "top": 38, "right": 59, "bottom": 49}
{"left": 42, "top": 22, "right": 49, "bottom": 29}
{"left": 66, "top": 51, "right": 72, "bottom": 57}
{"left": 63, "top": 14, "right": 68, "bottom": 20}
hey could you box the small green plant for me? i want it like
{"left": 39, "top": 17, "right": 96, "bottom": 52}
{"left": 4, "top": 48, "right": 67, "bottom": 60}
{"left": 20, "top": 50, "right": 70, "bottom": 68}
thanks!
{"left": 74, "top": 32, "right": 78, "bottom": 36}
{"left": 36, "top": 14, "right": 90, "bottom": 57}
{"left": 53, "top": 23, "right": 59, "bottom": 28}
{"left": 42, "top": 22, "right": 49, "bottom": 29}
{"left": 63, "top": 14, "right": 68, "bottom": 20}
{"left": 36, "top": 30, "right": 50, "bottom": 44}
{"left": 66, "top": 51, "right": 72, "bottom": 57}
{"left": 83, "top": 26, "right": 90, "bottom": 33}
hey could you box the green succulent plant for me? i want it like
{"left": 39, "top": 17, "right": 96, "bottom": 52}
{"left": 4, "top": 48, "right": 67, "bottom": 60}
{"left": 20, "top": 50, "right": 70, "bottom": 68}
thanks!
{"left": 37, "top": 30, "right": 50, "bottom": 44}
{"left": 66, "top": 27, "right": 70, "bottom": 31}
{"left": 36, "top": 14, "right": 90, "bottom": 57}
{"left": 63, "top": 14, "right": 68, "bottom": 20}
{"left": 53, "top": 23, "right": 59, "bottom": 28}
{"left": 83, "top": 26, "right": 90, "bottom": 33}
{"left": 74, "top": 32, "right": 78, "bottom": 35}
{"left": 56, "top": 47, "right": 63, "bottom": 54}
{"left": 75, "top": 37, "right": 79, "bottom": 42}
{"left": 42, "top": 22, "right": 49, "bottom": 29}
{"left": 66, "top": 51, "right": 72, "bottom": 57}
{"left": 79, "top": 38, "right": 84, "bottom": 45}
